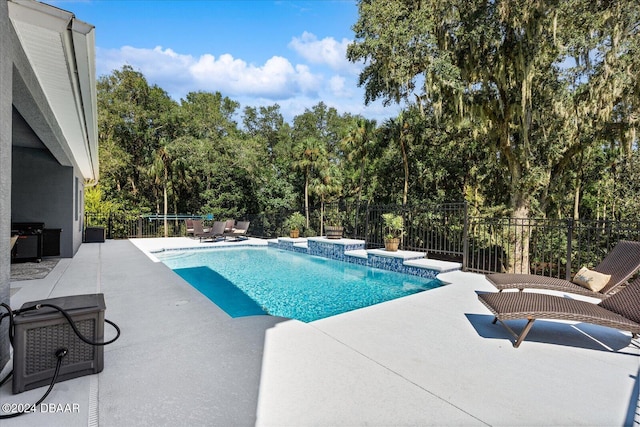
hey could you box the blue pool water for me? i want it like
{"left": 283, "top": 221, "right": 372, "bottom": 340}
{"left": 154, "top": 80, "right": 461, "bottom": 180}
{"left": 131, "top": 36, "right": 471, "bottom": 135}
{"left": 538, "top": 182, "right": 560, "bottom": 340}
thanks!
{"left": 156, "top": 247, "right": 442, "bottom": 322}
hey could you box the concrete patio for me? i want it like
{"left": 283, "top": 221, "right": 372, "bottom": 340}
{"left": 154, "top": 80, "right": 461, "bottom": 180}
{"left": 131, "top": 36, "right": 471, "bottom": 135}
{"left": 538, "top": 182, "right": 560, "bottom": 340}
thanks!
{"left": 2, "top": 238, "right": 639, "bottom": 426}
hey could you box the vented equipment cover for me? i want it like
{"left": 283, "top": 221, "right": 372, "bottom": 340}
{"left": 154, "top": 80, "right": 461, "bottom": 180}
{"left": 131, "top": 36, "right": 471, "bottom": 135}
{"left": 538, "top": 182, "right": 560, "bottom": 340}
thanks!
{"left": 11, "top": 294, "right": 106, "bottom": 394}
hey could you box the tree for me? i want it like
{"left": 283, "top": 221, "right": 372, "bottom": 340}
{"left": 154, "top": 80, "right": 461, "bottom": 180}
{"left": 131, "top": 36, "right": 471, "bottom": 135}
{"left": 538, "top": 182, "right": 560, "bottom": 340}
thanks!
{"left": 341, "top": 117, "right": 377, "bottom": 205}
{"left": 242, "top": 105, "right": 297, "bottom": 213}
{"left": 178, "top": 91, "right": 261, "bottom": 219}
{"left": 145, "top": 144, "right": 172, "bottom": 237}
{"left": 291, "top": 102, "right": 352, "bottom": 227}
{"left": 97, "top": 65, "right": 178, "bottom": 212}
{"left": 348, "top": 0, "right": 640, "bottom": 272}
{"left": 380, "top": 114, "right": 411, "bottom": 205}
{"left": 311, "top": 162, "right": 343, "bottom": 235}
{"left": 292, "top": 136, "right": 328, "bottom": 228}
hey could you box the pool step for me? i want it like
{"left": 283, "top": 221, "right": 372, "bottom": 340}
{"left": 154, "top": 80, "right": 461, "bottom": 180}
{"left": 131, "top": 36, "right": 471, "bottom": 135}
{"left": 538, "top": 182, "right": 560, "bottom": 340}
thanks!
{"left": 403, "top": 258, "right": 462, "bottom": 272}
{"left": 344, "top": 249, "right": 368, "bottom": 259}
{"left": 274, "top": 237, "right": 461, "bottom": 279}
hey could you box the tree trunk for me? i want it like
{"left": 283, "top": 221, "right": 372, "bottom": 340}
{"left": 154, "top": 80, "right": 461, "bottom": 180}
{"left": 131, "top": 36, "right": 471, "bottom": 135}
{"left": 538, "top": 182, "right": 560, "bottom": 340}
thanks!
{"left": 320, "top": 198, "right": 324, "bottom": 236}
{"left": 163, "top": 184, "right": 168, "bottom": 238}
{"left": 399, "top": 131, "right": 408, "bottom": 206}
{"left": 501, "top": 124, "right": 531, "bottom": 274}
{"left": 357, "top": 159, "right": 365, "bottom": 205}
{"left": 173, "top": 198, "right": 178, "bottom": 231}
{"left": 573, "top": 177, "right": 580, "bottom": 221}
{"left": 509, "top": 192, "right": 530, "bottom": 274}
{"left": 304, "top": 168, "right": 310, "bottom": 228}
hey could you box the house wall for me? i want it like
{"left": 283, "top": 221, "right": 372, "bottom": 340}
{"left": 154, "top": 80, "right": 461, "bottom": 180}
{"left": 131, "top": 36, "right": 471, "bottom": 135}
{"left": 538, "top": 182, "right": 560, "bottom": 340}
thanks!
{"left": 11, "top": 147, "right": 81, "bottom": 258}
{"left": 0, "top": 0, "right": 12, "bottom": 374}
{"left": 8, "top": 10, "right": 87, "bottom": 260}
{"left": 1, "top": 0, "right": 90, "bottom": 371}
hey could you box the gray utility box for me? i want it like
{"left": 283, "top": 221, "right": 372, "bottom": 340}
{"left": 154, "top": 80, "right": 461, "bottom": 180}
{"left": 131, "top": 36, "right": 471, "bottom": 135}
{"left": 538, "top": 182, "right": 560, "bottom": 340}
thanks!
{"left": 12, "top": 294, "right": 106, "bottom": 394}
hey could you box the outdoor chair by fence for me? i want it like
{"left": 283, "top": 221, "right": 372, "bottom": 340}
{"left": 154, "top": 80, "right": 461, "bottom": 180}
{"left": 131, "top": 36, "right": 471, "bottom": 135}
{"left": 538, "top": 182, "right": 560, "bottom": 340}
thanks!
{"left": 191, "top": 220, "right": 210, "bottom": 239}
{"left": 198, "top": 221, "right": 226, "bottom": 242}
{"left": 478, "top": 277, "right": 640, "bottom": 348}
{"left": 224, "top": 221, "right": 250, "bottom": 241}
{"left": 486, "top": 240, "right": 640, "bottom": 299}
{"left": 185, "top": 219, "right": 195, "bottom": 237}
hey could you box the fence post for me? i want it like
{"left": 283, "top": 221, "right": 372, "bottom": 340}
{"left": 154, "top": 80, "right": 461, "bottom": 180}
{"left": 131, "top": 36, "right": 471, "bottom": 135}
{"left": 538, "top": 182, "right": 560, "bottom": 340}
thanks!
{"left": 107, "top": 214, "right": 113, "bottom": 240}
{"left": 462, "top": 202, "right": 469, "bottom": 271}
{"left": 565, "top": 218, "right": 573, "bottom": 281}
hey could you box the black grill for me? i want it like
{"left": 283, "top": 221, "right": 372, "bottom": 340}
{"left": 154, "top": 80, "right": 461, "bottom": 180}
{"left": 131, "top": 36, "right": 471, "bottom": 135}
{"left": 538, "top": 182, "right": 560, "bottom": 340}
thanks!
{"left": 11, "top": 222, "right": 44, "bottom": 262}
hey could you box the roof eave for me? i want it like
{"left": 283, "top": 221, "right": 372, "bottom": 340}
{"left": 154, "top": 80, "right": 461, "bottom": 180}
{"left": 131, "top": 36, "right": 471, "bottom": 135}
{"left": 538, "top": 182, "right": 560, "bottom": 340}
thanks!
{"left": 8, "top": 0, "right": 98, "bottom": 183}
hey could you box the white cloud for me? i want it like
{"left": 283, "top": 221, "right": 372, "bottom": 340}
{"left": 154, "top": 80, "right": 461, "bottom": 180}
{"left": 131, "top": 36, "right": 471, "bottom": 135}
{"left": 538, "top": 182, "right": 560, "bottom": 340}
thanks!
{"left": 288, "top": 31, "right": 359, "bottom": 73}
{"left": 95, "top": 44, "right": 397, "bottom": 123}
{"left": 190, "top": 53, "right": 321, "bottom": 98}
{"left": 97, "top": 46, "right": 321, "bottom": 100}
{"left": 328, "top": 75, "right": 352, "bottom": 98}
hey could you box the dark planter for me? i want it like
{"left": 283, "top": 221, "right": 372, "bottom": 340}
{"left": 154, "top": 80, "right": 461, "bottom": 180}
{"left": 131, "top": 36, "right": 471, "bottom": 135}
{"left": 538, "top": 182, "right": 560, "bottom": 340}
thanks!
{"left": 85, "top": 227, "right": 105, "bottom": 243}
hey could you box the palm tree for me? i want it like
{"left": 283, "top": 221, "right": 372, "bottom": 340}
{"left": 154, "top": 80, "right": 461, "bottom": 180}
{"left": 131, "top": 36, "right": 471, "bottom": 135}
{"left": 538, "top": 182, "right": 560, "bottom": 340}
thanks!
{"left": 292, "top": 136, "right": 328, "bottom": 228}
{"left": 341, "top": 118, "right": 377, "bottom": 205}
{"left": 146, "top": 143, "right": 172, "bottom": 237}
{"left": 310, "top": 163, "right": 342, "bottom": 235}
{"left": 380, "top": 114, "right": 410, "bottom": 206}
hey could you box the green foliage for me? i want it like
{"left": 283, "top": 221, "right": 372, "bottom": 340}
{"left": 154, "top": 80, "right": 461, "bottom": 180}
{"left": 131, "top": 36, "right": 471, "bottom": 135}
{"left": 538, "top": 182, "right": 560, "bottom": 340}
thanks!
{"left": 324, "top": 208, "right": 343, "bottom": 226}
{"left": 85, "top": 186, "right": 123, "bottom": 215}
{"left": 348, "top": 0, "right": 640, "bottom": 221}
{"left": 284, "top": 212, "right": 306, "bottom": 231}
{"left": 93, "top": 36, "right": 640, "bottom": 229}
{"left": 382, "top": 213, "right": 404, "bottom": 239}
{"left": 303, "top": 228, "right": 317, "bottom": 238}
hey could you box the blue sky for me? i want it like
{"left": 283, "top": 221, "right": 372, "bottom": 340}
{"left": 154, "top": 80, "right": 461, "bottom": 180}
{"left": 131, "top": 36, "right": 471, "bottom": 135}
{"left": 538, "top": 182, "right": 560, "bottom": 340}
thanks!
{"left": 48, "top": 0, "right": 400, "bottom": 122}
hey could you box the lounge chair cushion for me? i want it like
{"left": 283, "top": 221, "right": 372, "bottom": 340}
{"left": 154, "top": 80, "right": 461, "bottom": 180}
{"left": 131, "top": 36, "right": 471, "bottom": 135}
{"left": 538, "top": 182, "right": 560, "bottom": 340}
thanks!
{"left": 572, "top": 266, "right": 611, "bottom": 292}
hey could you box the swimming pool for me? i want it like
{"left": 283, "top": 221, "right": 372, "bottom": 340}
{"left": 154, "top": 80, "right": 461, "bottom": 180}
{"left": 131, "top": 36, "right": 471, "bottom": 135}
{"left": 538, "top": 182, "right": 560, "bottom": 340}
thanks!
{"left": 156, "top": 246, "right": 442, "bottom": 322}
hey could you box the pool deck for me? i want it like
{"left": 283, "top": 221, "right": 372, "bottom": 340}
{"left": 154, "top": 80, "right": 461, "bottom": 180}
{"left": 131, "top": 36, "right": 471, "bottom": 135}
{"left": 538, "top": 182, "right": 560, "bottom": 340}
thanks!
{"left": 2, "top": 237, "right": 639, "bottom": 426}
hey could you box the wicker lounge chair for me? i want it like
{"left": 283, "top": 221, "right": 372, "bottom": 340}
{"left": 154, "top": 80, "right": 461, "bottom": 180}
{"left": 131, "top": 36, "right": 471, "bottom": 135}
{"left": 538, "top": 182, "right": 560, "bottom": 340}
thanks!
{"left": 223, "top": 221, "right": 250, "bottom": 241}
{"left": 486, "top": 240, "right": 640, "bottom": 299}
{"left": 184, "top": 219, "right": 194, "bottom": 236}
{"left": 198, "top": 221, "right": 226, "bottom": 242}
{"left": 478, "top": 278, "right": 640, "bottom": 348}
{"left": 224, "top": 219, "right": 235, "bottom": 233}
{"left": 190, "top": 220, "right": 207, "bottom": 238}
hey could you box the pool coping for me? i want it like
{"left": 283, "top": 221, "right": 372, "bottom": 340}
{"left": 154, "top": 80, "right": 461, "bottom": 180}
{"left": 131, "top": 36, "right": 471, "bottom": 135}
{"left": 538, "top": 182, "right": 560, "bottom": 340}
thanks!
{"left": 4, "top": 239, "right": 637, "bottom": 426}
{"left": 131, "top": 237, "right": 462, "bottom": 279}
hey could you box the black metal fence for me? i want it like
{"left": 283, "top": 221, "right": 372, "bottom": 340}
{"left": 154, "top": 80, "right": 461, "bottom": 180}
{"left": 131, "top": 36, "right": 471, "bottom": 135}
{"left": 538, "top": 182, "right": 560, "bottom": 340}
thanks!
{"left": 466, "top": 217, "right": 640, "bottom": 277}
{"left": 84, "top": 213, "right": 207, "bottom": 239}
{"left": 362, "top": 203, "right": 467, "bottom": 262}
{"left": 86, "top": 205, "right": 640, "bottom": 278}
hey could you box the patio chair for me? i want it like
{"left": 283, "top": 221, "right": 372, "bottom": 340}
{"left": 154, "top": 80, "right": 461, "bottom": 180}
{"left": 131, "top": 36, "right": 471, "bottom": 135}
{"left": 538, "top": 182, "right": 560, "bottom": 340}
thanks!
{"left": 224, "top": 221, "right": 250, "bottom": 241}
{"left": 185, "top": 219, "right": 195, "bottom": 237}
{"left": 486, "top": 240, "right": 640, "bottom": 299}
{"left": 198, "top": 221, "right": 226, "bottom": 242}
{"left": 191, "top": 220, "right": 210, "bottom": 238}
{"left": 224, "top": 219, "right": 235, "bottom": 233}
{"left": 478, "top": 277, "right": 640, "bottom": 348}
